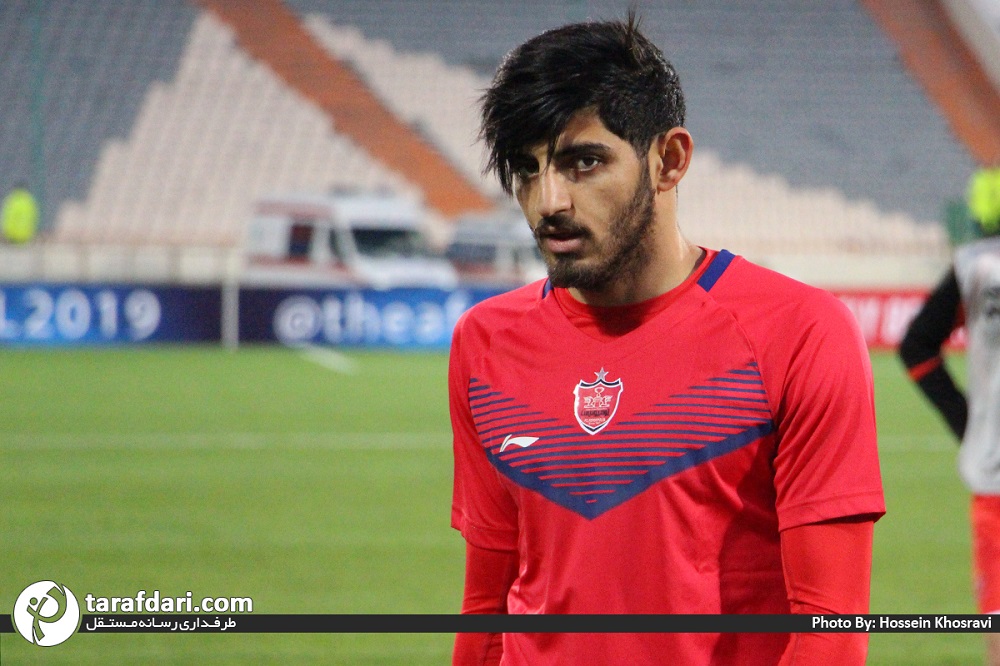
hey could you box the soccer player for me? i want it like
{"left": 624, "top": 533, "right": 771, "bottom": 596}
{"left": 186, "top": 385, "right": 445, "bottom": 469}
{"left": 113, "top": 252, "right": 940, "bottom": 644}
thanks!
{"left": 899, "top": 165, "right": 1000, "bottom": 666}
{"left": 449, "top": 16, "right": 885, "bottom": 665}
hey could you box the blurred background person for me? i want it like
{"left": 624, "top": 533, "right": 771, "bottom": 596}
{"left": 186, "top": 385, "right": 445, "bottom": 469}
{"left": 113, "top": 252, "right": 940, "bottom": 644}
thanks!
{"left": 899, "top": 164, "right": 1000, "bottom": 666}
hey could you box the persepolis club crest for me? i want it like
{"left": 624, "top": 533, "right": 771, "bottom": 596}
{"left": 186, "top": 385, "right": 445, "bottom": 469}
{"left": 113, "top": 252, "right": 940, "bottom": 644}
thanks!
{"left": 573, "top": 368, "right": 623, "bottom": 435}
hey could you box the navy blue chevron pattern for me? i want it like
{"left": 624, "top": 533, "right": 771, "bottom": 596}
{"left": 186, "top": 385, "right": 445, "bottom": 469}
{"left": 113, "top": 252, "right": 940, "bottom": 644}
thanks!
{"left": 468, "top": 363, "right": 774, "bottom": 519}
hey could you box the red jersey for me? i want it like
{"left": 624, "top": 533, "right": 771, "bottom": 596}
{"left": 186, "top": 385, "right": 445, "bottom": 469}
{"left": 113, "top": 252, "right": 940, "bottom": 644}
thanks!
{"left": 450, "top": 249, "right": 885, "bottom": 665}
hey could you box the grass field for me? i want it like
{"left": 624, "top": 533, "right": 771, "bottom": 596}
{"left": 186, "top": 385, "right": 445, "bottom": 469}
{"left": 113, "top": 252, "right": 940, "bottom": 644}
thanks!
{"left": 0, "top": 346, "right": 984, "bottom": 664}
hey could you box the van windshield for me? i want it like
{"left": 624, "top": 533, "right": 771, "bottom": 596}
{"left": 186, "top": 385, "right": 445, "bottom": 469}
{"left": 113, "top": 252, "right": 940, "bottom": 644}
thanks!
{"left": 352, "top": 228, "right": 427, "bottom": 258}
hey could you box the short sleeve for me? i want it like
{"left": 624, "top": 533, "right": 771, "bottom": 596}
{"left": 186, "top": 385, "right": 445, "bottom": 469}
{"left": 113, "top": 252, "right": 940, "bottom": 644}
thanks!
{"left": 449, "top": 311, "right": 520, "bottom": 551}
{"left": 770, "top": 293, "right": 886, "bottom": 530}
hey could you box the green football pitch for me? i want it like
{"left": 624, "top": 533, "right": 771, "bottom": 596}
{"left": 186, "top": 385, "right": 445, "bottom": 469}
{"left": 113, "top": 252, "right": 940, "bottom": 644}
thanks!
{"left": 0, "top": 347, "right": 984, "bottom": 664}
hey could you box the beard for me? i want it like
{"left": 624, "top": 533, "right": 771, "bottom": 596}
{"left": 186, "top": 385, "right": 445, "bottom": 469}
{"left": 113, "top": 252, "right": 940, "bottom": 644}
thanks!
{"left": 535, "top": 168, "right": 656, "bottom": 292}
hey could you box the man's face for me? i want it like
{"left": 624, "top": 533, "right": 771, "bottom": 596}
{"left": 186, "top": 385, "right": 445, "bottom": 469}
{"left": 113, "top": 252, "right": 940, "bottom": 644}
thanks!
{"left": 512, "top": 112, "right": 656, "bottom": 292}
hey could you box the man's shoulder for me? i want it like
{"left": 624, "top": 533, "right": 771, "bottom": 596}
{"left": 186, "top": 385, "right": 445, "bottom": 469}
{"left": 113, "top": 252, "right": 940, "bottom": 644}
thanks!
{"left": 705, "top": 252, "right": 870, "bottom": 393}
{"left": 714, "top": 253, "right": 841, "bottom": 308}
{"left": 455, "top": 280, "right": 548, "bottom": 334}
{"left": 707, "top": 252, "right": 859, "bottom": 339}
{"left": 467, "top": 280, "right": 546, "bottom": 316}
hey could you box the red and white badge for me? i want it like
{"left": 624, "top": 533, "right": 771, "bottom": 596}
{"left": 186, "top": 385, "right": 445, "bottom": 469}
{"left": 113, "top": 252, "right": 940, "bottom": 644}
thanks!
{"left": 573, "top": 368, "right": 623, "bottom": 435}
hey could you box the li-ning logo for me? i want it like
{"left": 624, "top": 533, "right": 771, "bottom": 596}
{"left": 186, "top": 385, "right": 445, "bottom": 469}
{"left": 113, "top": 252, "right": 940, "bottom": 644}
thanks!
{"left": 12, "top": 580, "right": 82, "bottom": 646}
{"left": 573, "top": 368, "right": 623, "bottom": 434}
{"left": 499, "top": 435, "right": 539, "bottom": 452}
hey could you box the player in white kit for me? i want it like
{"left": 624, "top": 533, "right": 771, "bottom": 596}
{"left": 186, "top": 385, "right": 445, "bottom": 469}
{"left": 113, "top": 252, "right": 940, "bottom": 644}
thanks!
{"left": 900, "top": 166, "right": 1000, "bottom": 666}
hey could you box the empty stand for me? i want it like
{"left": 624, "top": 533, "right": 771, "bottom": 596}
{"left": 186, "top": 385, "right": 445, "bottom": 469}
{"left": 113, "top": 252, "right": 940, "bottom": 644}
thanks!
{"left": 290, "top": 0, "right": 977, "bottom": 223}
{"left": 52, "top": 11, "right": 419, "bottom": 250}
{"left": 863, "top": 0, "right": 1000, "bottom": 166}
{"left": 2, "top": 0, "right": 993, "bottom": 287}
{"left": 297, "top": 7, "right": 953, "bottom": 280}
{"left": 0, "top": 0, "right": 198, "bottom": 237}
{"left": 303, "top": 15, "right": 501, "bottom": 199}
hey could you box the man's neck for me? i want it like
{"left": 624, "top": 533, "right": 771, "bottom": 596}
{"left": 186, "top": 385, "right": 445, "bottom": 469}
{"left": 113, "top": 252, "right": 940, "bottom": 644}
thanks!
{"left": 568, "top": 241, "right": 705, "bottom": 307}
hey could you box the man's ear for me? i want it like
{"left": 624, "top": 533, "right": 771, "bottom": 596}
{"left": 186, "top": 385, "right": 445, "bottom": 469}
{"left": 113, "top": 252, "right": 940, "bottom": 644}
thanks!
{"left": 650, "top": 127, "right": 693, "bottom": 192}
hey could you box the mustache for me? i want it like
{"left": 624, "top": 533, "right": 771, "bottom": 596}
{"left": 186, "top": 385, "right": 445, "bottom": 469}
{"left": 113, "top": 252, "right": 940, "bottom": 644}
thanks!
{"left": 534, "top": 215, "right": 589, "bottom": 239}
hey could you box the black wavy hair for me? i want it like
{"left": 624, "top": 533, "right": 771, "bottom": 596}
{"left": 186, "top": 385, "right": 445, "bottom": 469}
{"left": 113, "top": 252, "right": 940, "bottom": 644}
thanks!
{"left": 480, "top": 13, "right": 685, "bottom": 195}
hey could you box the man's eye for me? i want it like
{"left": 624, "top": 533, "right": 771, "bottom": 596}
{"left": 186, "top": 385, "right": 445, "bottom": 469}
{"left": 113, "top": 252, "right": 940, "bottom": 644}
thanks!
{"left": 575, "top": 156, "right": 600, "bottom": 171}
{"left": 512, "top": 162, "right": 538, "bottom": 180}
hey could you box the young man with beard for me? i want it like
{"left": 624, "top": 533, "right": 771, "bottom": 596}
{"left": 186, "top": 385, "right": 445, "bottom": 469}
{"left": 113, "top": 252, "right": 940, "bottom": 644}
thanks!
{"left": 449, "top": 16, "right": 885, "bottom": 665}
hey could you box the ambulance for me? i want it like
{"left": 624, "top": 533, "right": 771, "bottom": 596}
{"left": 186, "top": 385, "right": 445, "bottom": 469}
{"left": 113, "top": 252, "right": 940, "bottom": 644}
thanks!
{"left": 243, "top": 189, "right": 458, "bottom": 289}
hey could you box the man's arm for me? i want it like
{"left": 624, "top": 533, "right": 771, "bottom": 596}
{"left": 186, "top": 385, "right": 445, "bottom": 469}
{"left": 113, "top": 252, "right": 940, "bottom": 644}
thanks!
{"left": 452, "top": 542, "right": 518, "bottom": 666}
{"left": 448, "top": 311, "right": 521, "bottom": 665}
{"left": 778, "top": 517, "right": 876, "bottom": 666}
{"left": 898, "top": 269, "right": 967, "bottom": 440}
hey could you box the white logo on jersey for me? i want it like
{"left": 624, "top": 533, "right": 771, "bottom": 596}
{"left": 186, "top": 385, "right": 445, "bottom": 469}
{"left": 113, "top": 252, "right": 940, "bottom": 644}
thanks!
{"left": 499, "top": 435, "right": 539, "bottom": 452}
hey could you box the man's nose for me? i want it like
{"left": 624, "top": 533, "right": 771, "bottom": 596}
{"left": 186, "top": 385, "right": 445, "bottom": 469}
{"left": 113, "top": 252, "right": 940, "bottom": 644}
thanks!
{"left": 535, "top": 168, "right": 572, "bottom": 219}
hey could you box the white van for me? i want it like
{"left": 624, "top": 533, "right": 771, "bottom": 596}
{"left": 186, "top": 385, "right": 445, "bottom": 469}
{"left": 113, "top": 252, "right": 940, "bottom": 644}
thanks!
{"left": 243, "top": 190, "right": 458, "bottom": 289}
{"left": 446, "top": 211, "right": 546, "bottom": 286}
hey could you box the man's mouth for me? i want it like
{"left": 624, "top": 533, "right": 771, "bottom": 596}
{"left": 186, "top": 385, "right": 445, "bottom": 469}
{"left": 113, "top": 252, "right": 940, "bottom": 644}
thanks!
{"left": 536, "top": 222, "right": 588, "bottom": 255}
{"left": 540, "top": 231, "right": 585, "bottom": 255}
